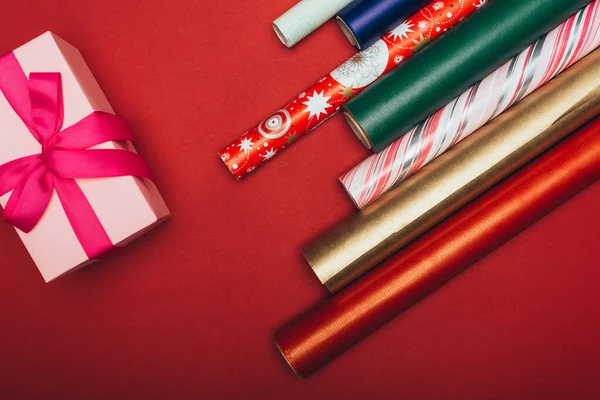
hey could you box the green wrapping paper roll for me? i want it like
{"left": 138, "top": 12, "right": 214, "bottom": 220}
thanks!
{"left": 305, "top": 48, "right": 600, "bottom": 293}
{"left": 343, "top": 0, "right": 593, "bottom": 152}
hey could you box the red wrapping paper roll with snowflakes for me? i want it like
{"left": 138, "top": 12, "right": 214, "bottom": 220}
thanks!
{"left": 340, "top": 0, "right": 600, "bottom": 208}
{"left": 218, "top": 0, "right": 482, "bottom": 180}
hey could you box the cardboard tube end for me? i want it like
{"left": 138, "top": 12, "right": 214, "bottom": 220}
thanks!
{"left": 217, "top": 151, "right": 242, "bottom": 181}
{"left": 336, "top": 16, "right": 360, "bottom": 49}
{"left": 275, "top": 340, "right": 305, "bottom": 379}
{"left": 344, "top": 110, "right": 373, "bottom": 150}
{"left": 338, "top": 176, "right": 362, "bottom": 209}
{"left": 301, "top": 247, "right": 329, "bottom": 286}
{"left": 272, "top": 22, "right": 293, "bottom": 48}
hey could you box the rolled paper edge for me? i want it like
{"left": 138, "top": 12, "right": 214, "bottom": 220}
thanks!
{"left": 275, "top": 340, "right": 305, "bottom": 379}
{"left": 272, "top": 0, "right": 355, "bottom": 48}
{"left": 301, "top": 247, "right": 329, "bottom": 287}
{"left": 303, "top": 243, "right": 359, "bottom": 293}
{"left": 338, "top": 175, "right": 361, "bottom": 209}
{"left": 336, "top": 15, "right": 360, "bottom": 49}
{"left": 217, "top": 151, "right": 241, "bottom": 181}
{"left": 343, "top": 110, "right": 372, "bottom": 150}
{"left": 272, "top": 21, "right": 294, "bottom": 48}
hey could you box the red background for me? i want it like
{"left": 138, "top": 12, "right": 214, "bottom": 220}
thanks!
{"left": 1, "top": 1, "right": 599, "bottom": 398}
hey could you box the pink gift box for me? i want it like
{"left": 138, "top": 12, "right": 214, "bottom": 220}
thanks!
{"left": 0, "top": 32, "right": 170, "bottom": 282}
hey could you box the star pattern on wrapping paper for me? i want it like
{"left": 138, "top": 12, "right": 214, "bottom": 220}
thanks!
{"left": 260, "top": 148, "right": 277, "bottom": 161}
{"left": 237, "top": 137, "right": 254, "bottom": 153}
{"left": 411, "top": 33, "right": 431, "bottom": 52}
{"left": 286, "top": 132, "right": 298, "bottom": 145}
{"left": 339, "top": 85, "right": 356, "bottom": 100}
{"left": 387, "top": 21, "right": 415, "bottom": 42}
{"left": 302, "top": 90, "right": 333, "bottom": 120}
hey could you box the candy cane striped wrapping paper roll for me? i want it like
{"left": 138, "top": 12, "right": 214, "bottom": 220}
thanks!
{"left": 341, "top": 0, "right": 600, "bottom": 209}
{"left": 273, "top": 0, "right": 354, "bottom": 48}
{"left": 219, "top": 0, "right": 481, "bottom": 180}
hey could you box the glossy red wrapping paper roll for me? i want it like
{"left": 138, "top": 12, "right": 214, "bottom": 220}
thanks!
{"left": 275, "top": 118, "right": 600, "bottom": 378}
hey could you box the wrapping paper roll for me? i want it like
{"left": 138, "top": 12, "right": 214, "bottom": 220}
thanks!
{"left": 219, "top": 1, "right": 480, "bottom": 180}
{"left": 304, "top": 48, "right": 600, "bottom": 293}
{"left": 341, "top": 1, "right": 600, "bottom": 208}
{"left": 336, "top": 0, "right": 431, "bottom": 49}
{"left": 276, "top": 117, "right": 600, "bottom": 378}
{"left": 273, "top": 0, "right": 354, "bottom": 48}
{"left": 343, "top": 0, "right": 593, "bottom": 152}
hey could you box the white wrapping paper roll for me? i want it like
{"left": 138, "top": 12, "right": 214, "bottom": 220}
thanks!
{"left": 273, "top": 0, "right": 353, "bottom": 47}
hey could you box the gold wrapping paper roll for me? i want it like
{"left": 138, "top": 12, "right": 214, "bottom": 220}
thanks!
{"left": 304, "top": 49, "right": 600, "bottom": 293}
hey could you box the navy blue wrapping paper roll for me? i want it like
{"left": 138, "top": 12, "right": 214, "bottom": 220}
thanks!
{"left": 336, "top": 0, "right": 431, "bottom": 49}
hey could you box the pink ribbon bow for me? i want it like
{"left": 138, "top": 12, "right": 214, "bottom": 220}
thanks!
{"left": 0, "top": 52, "right": 153, "bottom": 259}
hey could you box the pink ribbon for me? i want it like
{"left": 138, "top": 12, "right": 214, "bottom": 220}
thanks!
{"left": 0, "top": 52, "right": 153, "bottom": 259}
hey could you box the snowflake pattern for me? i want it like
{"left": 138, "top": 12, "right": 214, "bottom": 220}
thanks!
{"left": 394, "top": 55, "right": 404, "bottom": 64}
{"left": 473, "top": 0, "right": 487, "bottom": 8}
{"left": 220, "top": 152, "right": 230, "bottom": 162}
{"left": 331, "top": 41, "right": 388, "bottom": 89}
{"left": 418, "top": 20, "right": 429, "bottom": 31}
{"left": 433, "top": 1, "right": 444, "bottom": 11}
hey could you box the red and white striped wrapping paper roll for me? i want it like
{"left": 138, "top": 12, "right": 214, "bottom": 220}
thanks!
{"left": 340, "top": 1, "right": 600, "bottom": 209}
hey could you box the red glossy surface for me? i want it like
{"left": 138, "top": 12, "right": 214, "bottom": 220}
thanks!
{"left": 0, "top": 1, "right": 599, "bottom": 398}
